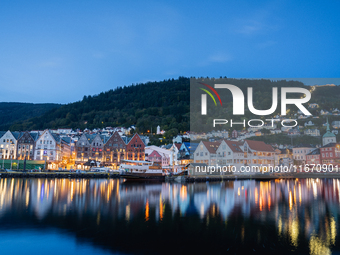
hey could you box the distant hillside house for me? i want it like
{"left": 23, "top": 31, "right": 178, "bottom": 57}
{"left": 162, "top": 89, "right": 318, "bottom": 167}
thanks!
{"left": 231, "top": 130, "right": 238, "bottom": 139}
{"left": 304, "top": 129, "right": 320, "bottom": 137}
{"left": 332, "top": 121, "right": 340, "bottom": 129}
{"left": 308, "top": 103, "right": 319, "bottom": 109}
{"left": 304, "top": 120, "right": 315, "bottom": 127}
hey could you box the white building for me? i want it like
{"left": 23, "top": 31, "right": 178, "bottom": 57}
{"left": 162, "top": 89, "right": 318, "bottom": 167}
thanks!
{"left": 304, "top": 129, "right": 320, "bottom": 136}
{"left": 145, "top": 145, "right": 172, "bottom": 167}
{"left": 293, "top": 146, "right": 315, "bottom": 165}
{"left": 215, "top": 140, "right": 244, "bottom": 168}
{"left": 304, "top": 121, "right": 315, "bottom": 127}
{"left": 242, "top": 140, "right": 275, "bottom": 167}
{"left": 172, "top": 135, "right": 183, "bottom": 144}
{"left": 194, "top": 141, "right": 220, "bottom": 165}
{"left": 34, "top": 130, "right": 70, "bottom": 162}
{"left": 0, "top": 131, "right": 21, "bottom": 159}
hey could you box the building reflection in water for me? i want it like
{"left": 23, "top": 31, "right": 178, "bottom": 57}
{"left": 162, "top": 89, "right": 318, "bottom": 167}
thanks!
{"left": 0, "top": 178, "right": 340, "bottom": 254}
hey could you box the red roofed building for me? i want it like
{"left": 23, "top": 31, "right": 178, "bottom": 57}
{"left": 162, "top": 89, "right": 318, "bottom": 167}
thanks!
{"left": 242, "top": 140, "right": 275, "bottom": 166}
{"left": 126, "top": 133, "right": 145, "bottom": 161}
{"left": 320, "top": 143, "right": 340, "bottom": 166}
{"left": 306, "top": 148, "right": 321, "bottom": 165}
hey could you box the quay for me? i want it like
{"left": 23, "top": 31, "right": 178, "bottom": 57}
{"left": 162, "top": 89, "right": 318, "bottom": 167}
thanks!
{"left": 1, "top": 171, "right": 340, "bottom": 181}
{"left": 0, "top": 171, "right": 119, "bottom": 179}
{"left": 184, "top": 172, "right": 340, "bottom": 182}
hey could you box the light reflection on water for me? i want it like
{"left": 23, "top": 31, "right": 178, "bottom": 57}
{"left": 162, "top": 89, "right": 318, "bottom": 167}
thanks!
{"left": 0, "top": 178, "right": 340, "bottom": 254}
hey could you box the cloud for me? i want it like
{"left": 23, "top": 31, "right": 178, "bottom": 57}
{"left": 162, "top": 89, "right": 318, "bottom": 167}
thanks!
{"left": 237, "top": 20, "right": 263, "bottom": 35}
{"left": 208, "top": 53, "right": 232, "bottom": 63}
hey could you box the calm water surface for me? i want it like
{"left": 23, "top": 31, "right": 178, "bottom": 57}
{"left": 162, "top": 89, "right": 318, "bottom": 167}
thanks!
{"left": 0, "top": 178, "right": 340, "bottom": 255}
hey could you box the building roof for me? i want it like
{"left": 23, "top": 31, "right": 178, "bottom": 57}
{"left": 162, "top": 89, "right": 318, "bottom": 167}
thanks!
{"left": 307, "top": 148, "right": 320, "bottom": 155}
{"left": 183, "top": 142, "right": 198, "bottom": 153}
{"left": 51, "top": 132, "right": 61, "bottom": 143}
{"left": 320, "top": 143, "right": 338, "bottom": 148}
{"left": 223, "top": 140, "right": 243, "bottom": 152}
{"left": 202, "top": 141, "right": 221, "bottom": 154}
{"left": 244, "top": 140, "right": 275, "bottom": 152}
{"left": 61, "top": 136, "right": 71, "bottom": 144}
{"left": 294, "top": 144, "right": 316, "bottom": 148}
{"left": 30, "top": 132, "right": 40, "bottom": 141}
{"left": 174, "top": 143, "right": 182, "bottom": 150}
{"left": 163, "top": 144, "right": 173, "bottom": 149}
{"left": 11, "top": 131, "right": 21, "bottom": 140}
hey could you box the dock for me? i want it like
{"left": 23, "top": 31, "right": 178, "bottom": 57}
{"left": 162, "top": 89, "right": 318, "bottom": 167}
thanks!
{"left": 0, "top": 171, "right": 120, "bottom": 179}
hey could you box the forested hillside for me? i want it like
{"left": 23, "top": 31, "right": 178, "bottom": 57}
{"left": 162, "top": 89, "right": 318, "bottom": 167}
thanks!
{"left": 6, "top": 77, "right": 340, "bottom": 134}
{"left": 0, "top": 102, "right": 61, "bottom": 130}
{"left": 10, "top": 77, "right": 190, "bottom": 133}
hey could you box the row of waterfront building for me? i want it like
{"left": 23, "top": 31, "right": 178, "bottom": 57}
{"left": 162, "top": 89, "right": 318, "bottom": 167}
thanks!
{"left": 0, "top": 120, "right": 338, "bottom": 171}
{"left": 193, "top": 121, "right": 340, "bottom": 172}
{"left": 0, "top": 129, "right": 195, "bottom": 171}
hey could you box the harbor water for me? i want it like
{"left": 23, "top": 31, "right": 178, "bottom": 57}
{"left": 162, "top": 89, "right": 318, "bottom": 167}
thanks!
{"left": 0, "top": 178, "right": 340, "bottom": 254}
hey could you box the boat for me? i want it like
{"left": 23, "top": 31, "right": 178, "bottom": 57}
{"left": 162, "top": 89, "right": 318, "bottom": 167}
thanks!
{"left": 119, "top": 160, "right": 165, "bottom": 180}
{"left": 90, "top": 167, "right": 119, "bottom": 174}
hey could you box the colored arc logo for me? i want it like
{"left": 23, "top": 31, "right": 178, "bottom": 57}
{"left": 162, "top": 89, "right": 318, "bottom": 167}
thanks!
{"left": 198, "top": 82, "right": 223, "bottom": 106}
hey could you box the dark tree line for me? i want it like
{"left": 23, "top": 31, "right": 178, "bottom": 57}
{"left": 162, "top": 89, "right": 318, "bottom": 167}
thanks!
{"left": 9, "top": 77, "right": 190, "bottom": 133}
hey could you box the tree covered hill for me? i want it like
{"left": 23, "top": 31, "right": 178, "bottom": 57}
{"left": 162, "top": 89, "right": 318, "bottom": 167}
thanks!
{"left": 0, "top": 102, "right": 61, "bottom": 130}
{"left": 6, "top": 77, "right": 340, "bottom": 134}
{"left": 10, "top": 77, "right": 190, "bottom": 133}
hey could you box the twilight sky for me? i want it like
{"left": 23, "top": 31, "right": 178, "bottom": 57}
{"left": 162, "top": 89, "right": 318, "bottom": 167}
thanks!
{"left": 0, "top": 0, "right": 339, "bottom": 103}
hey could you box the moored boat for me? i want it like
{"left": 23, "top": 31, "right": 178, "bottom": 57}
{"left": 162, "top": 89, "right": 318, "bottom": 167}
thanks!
{"left": 119, "top": 160, "right": 165, "bottom": 180}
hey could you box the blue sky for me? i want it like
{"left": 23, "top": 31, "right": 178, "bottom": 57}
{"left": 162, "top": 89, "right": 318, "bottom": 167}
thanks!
{"left": 0, "top": 0, "right": 339, "bottom": 103}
